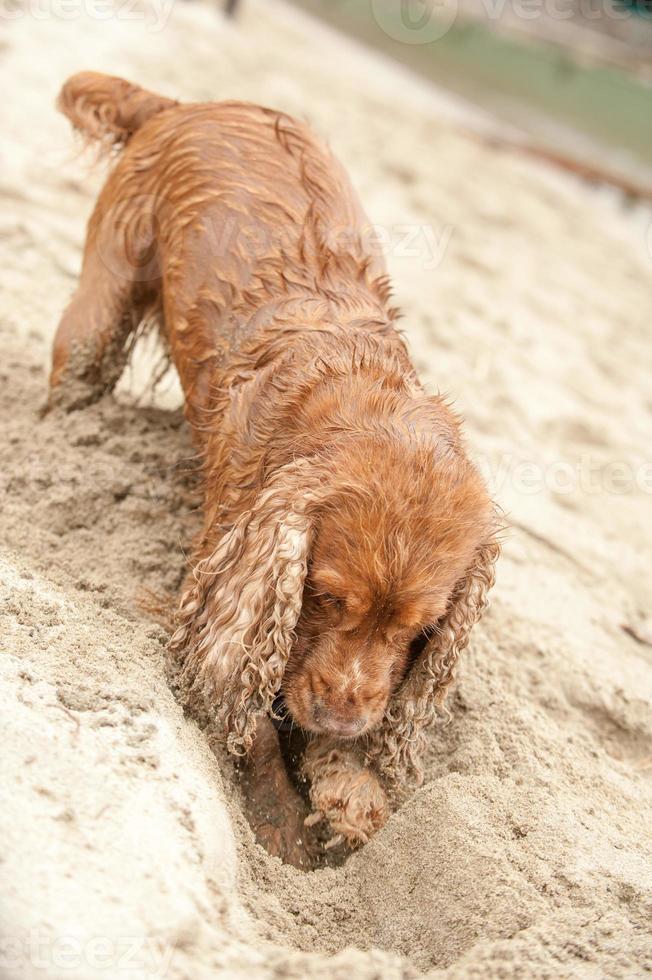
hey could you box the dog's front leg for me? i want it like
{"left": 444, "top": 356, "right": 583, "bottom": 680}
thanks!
{"left": 239, "top": 715, "right": 313, "bottom": 869}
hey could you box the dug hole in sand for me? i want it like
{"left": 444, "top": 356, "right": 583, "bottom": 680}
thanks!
{"left": 1, "top": 1, "right": 651, "bottom": 977}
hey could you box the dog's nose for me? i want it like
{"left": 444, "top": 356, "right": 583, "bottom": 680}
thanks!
{"left": 313, "top": 702, "right": 365, "bottom": 737}
{"left": 327, "top": 716, "right": 365, "bottom": 737}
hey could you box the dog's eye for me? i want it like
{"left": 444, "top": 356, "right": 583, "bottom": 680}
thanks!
{"left": 319, "top": 592, "right": 345, "bottom": 613}
{"left": 408, "top": 627, "right": 432, "bottom": 663}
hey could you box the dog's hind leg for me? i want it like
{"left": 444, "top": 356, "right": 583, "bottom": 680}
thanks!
{"left": 48, "top": 193, "right": 159, "bottom": 411}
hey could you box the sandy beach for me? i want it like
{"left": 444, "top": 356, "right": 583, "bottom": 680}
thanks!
{"left": 1, "top": 1, "right": 651, "bottom": 977}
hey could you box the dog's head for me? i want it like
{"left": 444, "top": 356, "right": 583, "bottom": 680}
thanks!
{"left": 282, "top": 439, "right": 494, "bottom": 738}
{"left": 171, "top": 418, "right": 499, "bottom": 778}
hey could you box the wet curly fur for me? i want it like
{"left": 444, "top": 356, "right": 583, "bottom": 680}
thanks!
{"left": 303, "top": 738, "right": 389, "bottom": 848}
{"left": 49, "top": 72, "right": 500, "bottom": 853}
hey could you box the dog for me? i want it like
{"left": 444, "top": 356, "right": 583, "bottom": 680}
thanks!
{"left": 49, "top": 72, "right": 500, "bottom": 866}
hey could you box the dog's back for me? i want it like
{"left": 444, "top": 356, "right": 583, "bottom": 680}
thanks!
{"left": 49, "top": 73, "right": 388, "bottom": 417}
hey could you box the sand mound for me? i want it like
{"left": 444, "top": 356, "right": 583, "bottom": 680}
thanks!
{"left": 1, "top": 2, "right": 651, "bottom": 977}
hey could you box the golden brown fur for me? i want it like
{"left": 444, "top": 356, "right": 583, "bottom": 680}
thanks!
{"left": 49, "top": 72, "right": 500, "bottom": 857}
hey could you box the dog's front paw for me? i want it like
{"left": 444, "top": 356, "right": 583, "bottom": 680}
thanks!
{"left": 306, "top": 757, "right": 388, "bottom": 849}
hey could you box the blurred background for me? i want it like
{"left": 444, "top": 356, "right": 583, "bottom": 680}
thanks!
{"left": 283, "top": 0, "right": 652, "bottom": 194}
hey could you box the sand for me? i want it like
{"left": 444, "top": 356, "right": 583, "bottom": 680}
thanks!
{"left": 1, "top": 1, "right": 651, "bottom": 977}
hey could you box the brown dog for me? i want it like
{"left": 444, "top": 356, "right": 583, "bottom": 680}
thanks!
{"left": 49, "top": 73, "right": 500, "bottom": 866}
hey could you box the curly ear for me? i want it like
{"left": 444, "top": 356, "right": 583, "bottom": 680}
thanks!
{"left": 368, "top": 528, "right": 501, "bottom": 784}
{"left": 169, "top": 462, "right": 320, "bottom": 755}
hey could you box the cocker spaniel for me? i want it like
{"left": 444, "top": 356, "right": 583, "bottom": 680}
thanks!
{"left": 49, "top": 73, "right": 500, "bottom": 867}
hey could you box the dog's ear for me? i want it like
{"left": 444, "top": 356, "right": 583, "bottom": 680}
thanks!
{"left": 169, "top": 461, "right": 322, "bottom": 754}
{"left": 369, "top": 527, "right": 501, "bottom": 784}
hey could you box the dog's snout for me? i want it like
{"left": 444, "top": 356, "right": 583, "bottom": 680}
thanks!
{"left": 312, "top": 700, "right": 365, "bottom": 737}
{"left": 328, "top": 717, "right": 365, "bottom": 737}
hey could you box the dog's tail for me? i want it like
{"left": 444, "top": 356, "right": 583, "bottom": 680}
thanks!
{"left": 57, "top": 72, "right": 178, "bottom": 153}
